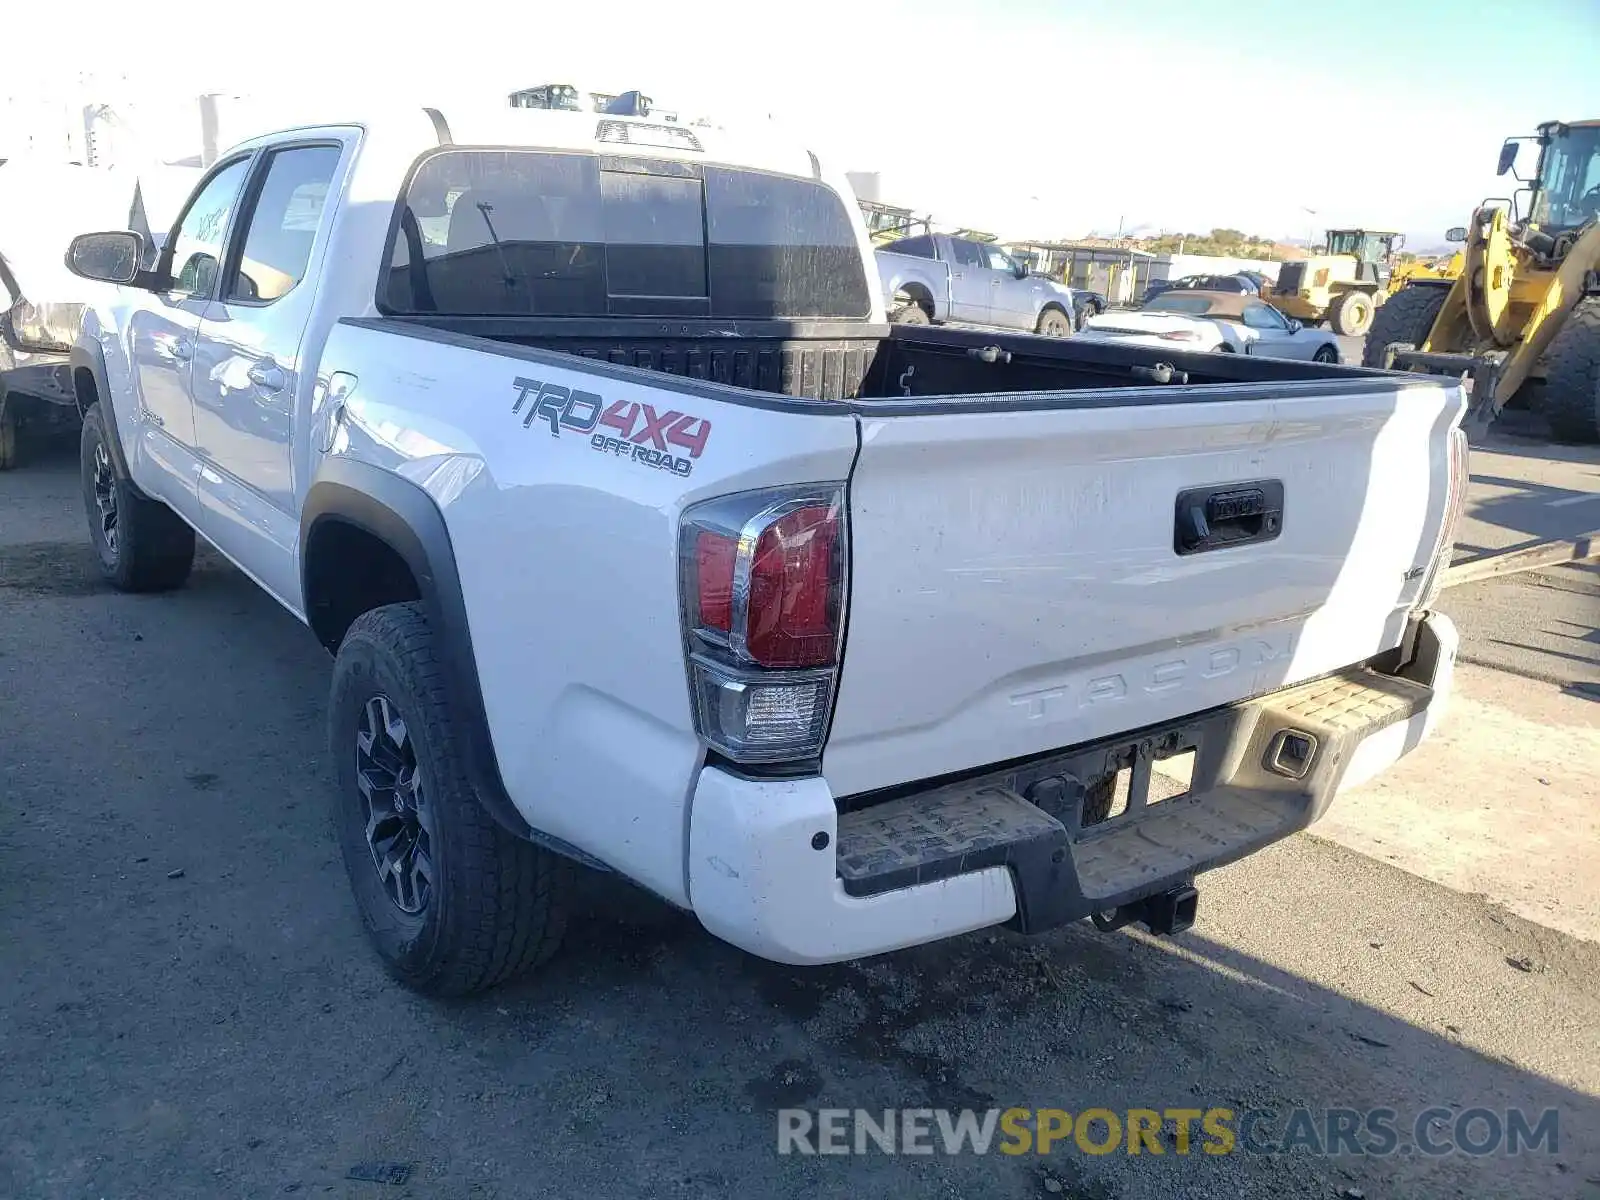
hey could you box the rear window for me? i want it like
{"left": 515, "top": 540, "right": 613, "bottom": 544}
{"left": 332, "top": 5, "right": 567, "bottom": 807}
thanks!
{"left": 887, "top": 235, "right": 934, "bottom": 258}
{"left": 383, "top": 149, "right": 870, "bottom": 319}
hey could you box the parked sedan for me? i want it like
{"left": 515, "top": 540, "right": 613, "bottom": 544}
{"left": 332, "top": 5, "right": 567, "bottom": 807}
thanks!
{"left": 1076, "top": 290, "right": 1342, "bottom": 361}
{"left": 1071, "top": 288, "right": 1108, "bottom": 329}
{"left": 1140, "top": 272, "right": 1263, "bottom": 306}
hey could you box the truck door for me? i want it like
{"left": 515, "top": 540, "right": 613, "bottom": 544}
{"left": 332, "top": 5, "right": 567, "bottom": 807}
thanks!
{"left": 982, "top": 244, "right": 1035, "bottom": 329}
{"left": 190, "top": 140, "right": 347, "bottom": 606}
{"left": 944, "top": 238, "right": 991, "bottom": 323}
{"left": 126, "top": 155, "right": 254, "bottom": 524}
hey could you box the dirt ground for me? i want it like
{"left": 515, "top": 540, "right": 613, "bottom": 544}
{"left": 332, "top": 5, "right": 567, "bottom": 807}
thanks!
{"left": 2, "top": 442, "right": 1598, "bottom": 1199}
{"left": 1315, "top": 661, "right": 1600, "bottom": 943}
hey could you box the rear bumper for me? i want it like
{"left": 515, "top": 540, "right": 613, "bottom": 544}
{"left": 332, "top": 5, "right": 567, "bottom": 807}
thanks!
{"left": 687, "top": 612, "right": 1457, "bottom": 965}
{"left": 1, "top": 352, "right": 79, "bottom": 419}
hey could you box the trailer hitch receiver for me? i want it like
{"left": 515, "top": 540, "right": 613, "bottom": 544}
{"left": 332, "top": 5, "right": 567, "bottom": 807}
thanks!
{"left": 1091, "top": 885, "right": 1199, "bottom": 936}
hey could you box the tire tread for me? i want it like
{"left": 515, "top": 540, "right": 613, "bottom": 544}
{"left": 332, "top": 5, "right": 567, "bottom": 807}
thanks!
{"left": 1538, "top": 296, "right": 1600, "bottom": 444}
{"left": 1361, "top": 285, "right": 1449, "bottom": 368}
{"left": 335, "top": 602, "right": 568, "bottom": 995}
{"left": 80, "top": 403, "right": 194, "bottom": 592}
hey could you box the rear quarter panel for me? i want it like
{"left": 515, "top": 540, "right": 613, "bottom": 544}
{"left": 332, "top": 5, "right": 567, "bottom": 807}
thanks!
{"left": 877, "top": 252, "right": 950, "bottom": 316}
{"left": 317, "top": 321, "right": 860, "bottom": 905}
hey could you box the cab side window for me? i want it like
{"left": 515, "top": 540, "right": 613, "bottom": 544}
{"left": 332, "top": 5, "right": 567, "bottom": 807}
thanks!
{"left": 984, "top": 246, "right": 1016, "bottom": 272}
{"left": 227, "top": 145, "right": 343, "bottom": 303}
{"left": 166, "top": 158, "right": 252, "bottom": 298}
{"left": 1243, "top": 302, "right": 1287, "bottom": 330}
{"left": 949, "top": 239, "right": 986, "bottom": 268}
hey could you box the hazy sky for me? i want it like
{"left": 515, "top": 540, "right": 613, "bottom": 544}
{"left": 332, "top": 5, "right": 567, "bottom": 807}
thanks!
{"left": 9, "top": 0, "right": 1599, "bottom": 243}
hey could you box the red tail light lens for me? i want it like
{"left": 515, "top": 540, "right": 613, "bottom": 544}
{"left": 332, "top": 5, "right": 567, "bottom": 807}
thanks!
{"left": 679, "top": 485, "right": 848, "bottom": 764}
{"left": 746, "top": 505, "right": 839, "bottom": 668}
{"left": 695, "top": 529, "right": 737, "bottom": 632}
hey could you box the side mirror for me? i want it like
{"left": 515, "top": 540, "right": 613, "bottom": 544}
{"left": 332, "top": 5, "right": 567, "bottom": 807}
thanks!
{"left": 1286, "top": 318, "right": 1303, "bottom": 333}
{"left": 1013, "top": 262, "right": 1028, "bottom": 280}
{"left": 1445, "top": 226, "right": 1468, "bottom": 243}
{"left": 1496, "top": 140, "right": 1519, "bottom": 177}
{"left": 65, "top": 231, "right": 145, "bottom": 285}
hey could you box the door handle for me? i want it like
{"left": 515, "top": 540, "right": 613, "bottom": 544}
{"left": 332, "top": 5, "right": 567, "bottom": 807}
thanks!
{"left": 171, "top": 341, "right": 193, "bottom": 362}
{"left": 1174, "top": 480, "right": 1284, "bottom": 555}
{"left": 248, "top": 362, "right": 287, "bottom": 392}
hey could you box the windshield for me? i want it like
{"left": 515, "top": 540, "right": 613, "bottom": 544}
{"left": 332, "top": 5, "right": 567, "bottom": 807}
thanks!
{"left": 1145, "top": 294, "right": 1214, "bottom": 314}
{"left": 1326, "top": 231, "right": 1391, "bottom": 260}
{"left": 1536, "top": 125, "right": 1600, "bottom": 228}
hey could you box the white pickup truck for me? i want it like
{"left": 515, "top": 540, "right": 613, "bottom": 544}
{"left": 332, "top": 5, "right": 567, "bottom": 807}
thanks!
{"left": 63, "top": 104, "right": 1467, "bottom": 996}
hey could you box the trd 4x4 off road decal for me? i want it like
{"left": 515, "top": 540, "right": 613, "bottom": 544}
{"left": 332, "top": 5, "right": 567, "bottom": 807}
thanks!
{"left": 511, "top": 376, "right": 711, "bottom": 477}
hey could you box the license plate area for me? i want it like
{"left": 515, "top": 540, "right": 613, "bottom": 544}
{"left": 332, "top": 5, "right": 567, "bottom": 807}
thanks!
{"left": 1100, "top": 743, "right": 1199, "bottom": 823}
{"left": 999, "top": 709, "right": 1240, "bottom": 840}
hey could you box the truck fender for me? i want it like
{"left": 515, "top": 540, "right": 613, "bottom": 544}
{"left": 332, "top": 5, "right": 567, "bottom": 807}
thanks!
{"left": 301, "top": 458, "right": 596, "bottom": 859}
{"left": 69, "top": 340, "right": 135, "bottom": 480}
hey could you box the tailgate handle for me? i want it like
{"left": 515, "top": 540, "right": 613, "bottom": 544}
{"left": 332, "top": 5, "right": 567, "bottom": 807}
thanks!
{"left": 1174, "top": 480, "right": 1284, "bottom": 555}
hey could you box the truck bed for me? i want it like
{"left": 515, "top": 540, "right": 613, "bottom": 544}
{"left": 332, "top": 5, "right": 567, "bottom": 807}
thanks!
{"left": 356, "top": 316, "right": 1369, "bottom": 405}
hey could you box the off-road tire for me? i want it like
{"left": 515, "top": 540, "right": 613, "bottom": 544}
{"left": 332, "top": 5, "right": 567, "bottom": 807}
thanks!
{"left": 1361, "top": 285, "right": 1449, "bottom": 368}
{"left": 1329, "top": 289, "right": 1376, "bottom": 337}
{"left": 1538, "top": 295, "right": 1600, "bottom": 444}
{"left": 330, "top": 602, "right": 571, "bottom": 996}
{"left": 1036, "top": 306, "right": 1072, "bottom": 337}
{"left": 889, "top": 301, "right": 930, "bottom": 325}
{"left": 79, "top": 402, "right": 195, "bottom": 591}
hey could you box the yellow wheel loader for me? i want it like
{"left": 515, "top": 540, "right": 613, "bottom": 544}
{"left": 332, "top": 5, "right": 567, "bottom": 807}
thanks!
{"left": 1388, "top": 250, "right": 1463, "bottom": 293}
{"left": 1365, "top": 119, "right": 1600, "bottom": 443}
{"left": 1272, "top": 229, "right": 1404, "bottom": 336}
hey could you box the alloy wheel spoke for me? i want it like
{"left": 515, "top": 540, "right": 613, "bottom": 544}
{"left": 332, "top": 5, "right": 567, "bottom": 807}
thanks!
{"left": 355, "top": 692, "right": 428, "bottom": 914}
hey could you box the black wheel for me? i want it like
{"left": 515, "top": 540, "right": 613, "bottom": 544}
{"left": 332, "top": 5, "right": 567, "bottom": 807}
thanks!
{"left": 1036, "top": 307, "right": 1072, "bottom": 337}
{"left": 1538, "top": 295, "right": 1600, "bottom": 444}
{"left": 1313, "top": 343, "right": 1340, "bottom": 364}
{"left": 1329, "top": 290, "right": 1375, "bottom": 337}
{"left": 330, "top": 602, "right": 571, "bottom": 996}
{"left": 79, "top": 402, "right": 195, "bottom": 591}
{"left": 1362, "top": 285, "right": 1448, "bottom": 367}
{"left": 889, "top": 301, "right": 930, "bottom": 325}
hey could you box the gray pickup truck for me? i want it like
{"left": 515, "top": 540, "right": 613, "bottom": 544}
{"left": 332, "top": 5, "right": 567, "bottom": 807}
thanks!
{"left": 876, "top": 233, "right": 1077, "bottom": 336}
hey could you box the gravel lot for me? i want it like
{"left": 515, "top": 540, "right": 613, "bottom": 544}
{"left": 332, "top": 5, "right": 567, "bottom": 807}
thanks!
{"left": 3, "top": 442, "right": 1597, "bottom": 1200}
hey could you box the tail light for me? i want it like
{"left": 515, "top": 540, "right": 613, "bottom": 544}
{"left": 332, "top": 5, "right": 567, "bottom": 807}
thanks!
{"left": 1415, "top": 427, "right": 1470, "bottom": 611}
{"left": 680, "top": 485, "right": 847, "bottom": 764}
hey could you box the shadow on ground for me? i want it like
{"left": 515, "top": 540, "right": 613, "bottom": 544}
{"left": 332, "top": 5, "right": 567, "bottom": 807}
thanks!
{"left": 2, "top": 438, "right": 1595, "bottom": 1200}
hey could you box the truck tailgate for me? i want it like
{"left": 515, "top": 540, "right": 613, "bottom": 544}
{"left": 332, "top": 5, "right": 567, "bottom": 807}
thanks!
{"left": 823, "top": 381, "right": 1463, "bottom": 798}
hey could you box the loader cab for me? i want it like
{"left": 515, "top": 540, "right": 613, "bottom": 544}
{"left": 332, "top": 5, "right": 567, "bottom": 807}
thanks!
{"left": 506, "top": 84, "right": 660, "bottom": 118}
{"left": 1325, "top": 230, "right": 1401, "bottom": 263}
{"left": 1324, "top": 229, "right": 1402, "bottom": 284}
{"left": 1526, "top": 121, "right": 1600, "bottom": 231}
{"left": 509, "top": 83, "right": 588, "bottom": 112}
